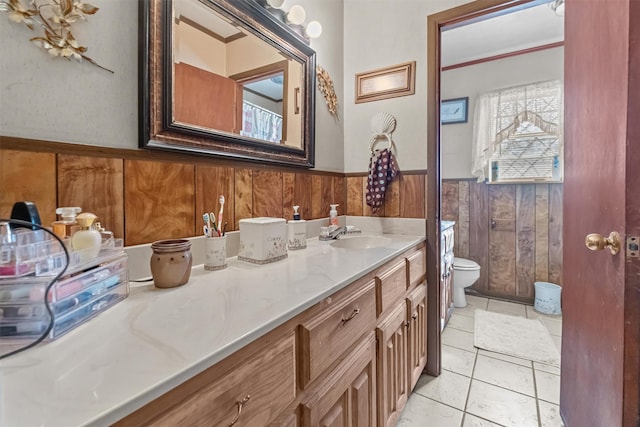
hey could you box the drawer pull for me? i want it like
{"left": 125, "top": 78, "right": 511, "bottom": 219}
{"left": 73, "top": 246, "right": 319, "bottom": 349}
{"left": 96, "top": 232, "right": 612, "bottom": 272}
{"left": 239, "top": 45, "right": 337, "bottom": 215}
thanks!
{"left": 229, "top": 395, "right": 251, "bottom": 426}
{"left": 341, "top": 308, "right": 360, "bottom": 323}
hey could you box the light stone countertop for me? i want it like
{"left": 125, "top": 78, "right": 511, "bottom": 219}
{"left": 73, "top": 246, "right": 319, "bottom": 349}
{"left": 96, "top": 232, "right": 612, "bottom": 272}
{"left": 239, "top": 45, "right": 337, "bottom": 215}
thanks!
{"left": 0, "top": 233, "right": 425, "bottom": 427}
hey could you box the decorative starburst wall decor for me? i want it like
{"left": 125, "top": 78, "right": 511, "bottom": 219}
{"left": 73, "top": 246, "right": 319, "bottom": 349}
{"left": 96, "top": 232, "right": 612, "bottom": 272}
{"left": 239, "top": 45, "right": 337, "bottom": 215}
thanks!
{"left": 0, "top": 0, "right": 113, "bottom": 73}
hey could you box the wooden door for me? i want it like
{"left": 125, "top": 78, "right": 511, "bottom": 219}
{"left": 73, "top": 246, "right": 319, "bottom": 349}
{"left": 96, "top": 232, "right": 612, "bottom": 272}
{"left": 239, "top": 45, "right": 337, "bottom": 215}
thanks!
{"left": 562, "top": 0, "right": 640, "bottom": 425}
{"left": 406, "top": 284, "right": 427, "bottom": 391}
{"left": 376, "top": 302, "right": 408, "bottom": 427}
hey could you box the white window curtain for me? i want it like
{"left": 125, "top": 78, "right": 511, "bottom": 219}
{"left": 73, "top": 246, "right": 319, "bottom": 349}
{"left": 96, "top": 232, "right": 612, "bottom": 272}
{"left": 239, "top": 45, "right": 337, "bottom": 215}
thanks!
{"left": 241, "top": 101, "right": 283, "bottom": 143}
{"left": 471, "top": 80, "right": 563, "bottom": 182}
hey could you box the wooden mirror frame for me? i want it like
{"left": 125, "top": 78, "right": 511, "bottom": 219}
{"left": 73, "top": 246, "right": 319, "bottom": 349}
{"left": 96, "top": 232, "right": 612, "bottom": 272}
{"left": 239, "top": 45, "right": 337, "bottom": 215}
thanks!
{"left": 139, "top": 0, "right": 316, "bottom": 167}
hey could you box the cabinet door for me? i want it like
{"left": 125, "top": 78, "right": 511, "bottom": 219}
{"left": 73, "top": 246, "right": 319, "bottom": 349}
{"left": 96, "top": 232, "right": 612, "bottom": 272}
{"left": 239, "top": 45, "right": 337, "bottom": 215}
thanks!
{"left": 376, "top": 301, "right": 408, "bottom": 427}
{"left": 300, "top": 333, "right": 376, "bottom": 427}
{"left": 406, "top": 284, "right": 427, "bottom": 391}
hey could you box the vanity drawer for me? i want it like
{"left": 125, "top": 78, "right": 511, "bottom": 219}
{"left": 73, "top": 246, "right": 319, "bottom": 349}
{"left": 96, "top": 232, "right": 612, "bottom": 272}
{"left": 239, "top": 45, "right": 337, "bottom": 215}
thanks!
{"left": 149, "top": 334, "right": 295, "bottom": 427}
{"left": 298, "top": 280, "right": 376, "bottom": 389}
{"left": 375, "top": 260, "right": 408, "bottom": 316}
{"left": 406, "top": 247, "right": 426, "bottom": 288}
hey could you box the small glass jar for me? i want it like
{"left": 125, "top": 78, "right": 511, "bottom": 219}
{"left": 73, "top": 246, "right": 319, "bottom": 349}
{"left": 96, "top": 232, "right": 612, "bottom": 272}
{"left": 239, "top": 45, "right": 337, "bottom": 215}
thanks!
{"left": 150, "top": 239, "right": 192, "bottom": 288}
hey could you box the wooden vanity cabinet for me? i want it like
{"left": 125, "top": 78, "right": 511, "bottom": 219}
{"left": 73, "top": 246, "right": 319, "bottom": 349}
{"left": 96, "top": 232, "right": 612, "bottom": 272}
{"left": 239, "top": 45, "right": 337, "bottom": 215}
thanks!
{"left": 376, "top": 301, "right": 409, "bottom": 427}
{"left": 407, "top": 284, "right": 427, "bottom": 391}
{"left": 300, "top": 333, "right": 377, "bottom": 427}
{"left": 117, "top": 242, "right": 427, "bottom": 427}
{"left": 115, "top": 331, "right": 296, "bottom": 427}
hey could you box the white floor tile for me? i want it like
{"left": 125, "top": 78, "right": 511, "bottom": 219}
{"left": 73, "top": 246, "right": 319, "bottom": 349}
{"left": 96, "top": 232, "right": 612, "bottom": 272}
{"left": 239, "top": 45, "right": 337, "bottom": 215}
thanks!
{"left": 525, "top": 305, "right": 538, "bottom": 319}
{"left": 466, "top": 380, "right": 538, "bottom": 427}
{"left": 473, "top": 355, "right": 535, "bottom": 397}
{"left": 478, "top": 349, "right": 532, "bottom": 368}
{"left": 463, "top": 414, "right": 506, "bottom": 427}
{"left": 442, "top": 345, "right": 477, "bottom": 377}
{"left": 466, "top": 295, "right": 489, "bottom": 309}
{"left": 442, "top": 327, "right": 477, "bottom": 353}
{"left": 535, "top": 370, "right": 560, "bottom": 404}
{"left": 455, "top": 304, "right": 484, "bottom": 319}
{"left": 534, "top": 361, "right": 561, "bottom": 376}
{"left": 448, "top": 313, "right": 475, "bottom": 333}
{"left": 398, "top": 393, "right": 464, "bottom": 427}
{"left": 538, "top": 400, "right": 565, "bottom": 427}
{"left": 487, "top": 300, "right": 527, "bottom": 317}
{"left": 551, "top": 335, "right": 562, "bottom": 354}
{"left": 414, "top": 371, "right": 471, "bottom": 410}
{"left": 540, "top": 317, "right": 563, "bottom": 337}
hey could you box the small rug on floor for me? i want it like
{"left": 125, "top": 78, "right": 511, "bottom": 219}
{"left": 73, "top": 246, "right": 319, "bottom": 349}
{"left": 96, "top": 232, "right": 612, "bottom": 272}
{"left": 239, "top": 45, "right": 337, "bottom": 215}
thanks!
{"left": 474, "top": 310, "right": 560, "bottom": 366}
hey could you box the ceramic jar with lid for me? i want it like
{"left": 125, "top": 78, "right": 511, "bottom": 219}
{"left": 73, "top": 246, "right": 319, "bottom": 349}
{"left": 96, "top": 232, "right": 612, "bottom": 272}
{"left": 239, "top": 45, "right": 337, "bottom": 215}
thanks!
{"left": 150, "top": 239, "right": 192, "bottom": 288}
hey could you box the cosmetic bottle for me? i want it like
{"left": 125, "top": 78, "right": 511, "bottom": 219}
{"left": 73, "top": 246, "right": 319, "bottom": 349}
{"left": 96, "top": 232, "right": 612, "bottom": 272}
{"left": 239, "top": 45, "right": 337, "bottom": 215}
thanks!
{"left": 52, "top": 207, "right": 82, "bottom": 239}
{"left": 72, "top": 212, "right": 102, "bottom": 262}
{"left": 94, "top": 221, "right": 115, "bottom": 246}
{"left": 329, "top": 204, "right": 339, "bottom": 227}
{"left": 288, "top": 205, "right": 307, "bottom": 250}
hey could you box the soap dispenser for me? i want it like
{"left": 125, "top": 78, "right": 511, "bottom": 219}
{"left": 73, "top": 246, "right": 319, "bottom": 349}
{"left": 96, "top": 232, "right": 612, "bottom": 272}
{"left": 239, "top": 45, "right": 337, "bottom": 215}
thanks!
{"left": 72, "top": 212, "right": 102, "bottom": 262}
{"left": 329, "top": 204, "right": 339, "bottom": 227}
{"left": 288, "top": 205, "right": 307, "bottom": 250}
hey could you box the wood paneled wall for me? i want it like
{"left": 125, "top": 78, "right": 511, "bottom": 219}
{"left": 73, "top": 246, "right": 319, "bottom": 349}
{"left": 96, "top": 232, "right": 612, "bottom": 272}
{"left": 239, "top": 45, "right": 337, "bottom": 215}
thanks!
{"left": 442, "top": 179, "right": 563, "bottom": 303}
{"left": 0, "top": 142, "right": 426, "bottom": 247}
{"left": 345, "top": 174, "right": 426, "bottom": 219}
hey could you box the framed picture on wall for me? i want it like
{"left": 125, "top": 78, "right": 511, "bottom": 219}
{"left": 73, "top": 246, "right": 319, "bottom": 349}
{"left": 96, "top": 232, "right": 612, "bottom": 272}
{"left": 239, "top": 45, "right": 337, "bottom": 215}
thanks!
{"left": 441, "top": 97, "right": 469, "bottom": 124}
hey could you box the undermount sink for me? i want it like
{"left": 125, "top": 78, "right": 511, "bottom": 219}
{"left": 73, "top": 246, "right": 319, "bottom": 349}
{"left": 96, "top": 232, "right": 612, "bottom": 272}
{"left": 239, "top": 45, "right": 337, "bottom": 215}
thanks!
{"left": 330, "top": 235, "right": 393, "bottom": 249}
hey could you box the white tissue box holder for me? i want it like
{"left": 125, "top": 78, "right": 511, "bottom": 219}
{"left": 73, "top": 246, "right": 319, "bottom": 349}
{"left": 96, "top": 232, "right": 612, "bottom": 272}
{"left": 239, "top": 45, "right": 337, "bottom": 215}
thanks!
{"left": 238, "top": 217, "right": 288, "bottom": 264}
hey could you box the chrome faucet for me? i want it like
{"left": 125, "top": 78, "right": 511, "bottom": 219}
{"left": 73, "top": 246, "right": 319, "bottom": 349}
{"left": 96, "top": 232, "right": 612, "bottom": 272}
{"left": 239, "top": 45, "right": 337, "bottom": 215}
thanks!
{"left": 319, "top": 225, "right": 361, "bottom": 241}
{"left": 319, "top": 225, "right": 348, "bottom": 241}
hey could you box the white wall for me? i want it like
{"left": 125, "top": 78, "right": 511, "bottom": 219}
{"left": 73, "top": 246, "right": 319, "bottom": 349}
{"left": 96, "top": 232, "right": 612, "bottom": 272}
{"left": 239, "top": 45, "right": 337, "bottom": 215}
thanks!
{"left": 0, "top": 0, "right": 138, "bottom": 149}
{"left": 441, "top": 47, "right": 564, "bottom": 179}
{"left": 0, "top": 0, "right": 345, "bottom": 172}
{"left": 343, "top": 0, "right": 472, "bottom": 173}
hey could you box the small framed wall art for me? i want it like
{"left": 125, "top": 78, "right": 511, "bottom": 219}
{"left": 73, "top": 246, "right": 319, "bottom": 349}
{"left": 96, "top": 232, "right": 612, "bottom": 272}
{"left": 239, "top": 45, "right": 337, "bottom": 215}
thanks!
{"left": 441, "top": 97, "right": 469, "bottom": 124}
{"left": 355, "top": 61, "right": 416, "bottom": 103}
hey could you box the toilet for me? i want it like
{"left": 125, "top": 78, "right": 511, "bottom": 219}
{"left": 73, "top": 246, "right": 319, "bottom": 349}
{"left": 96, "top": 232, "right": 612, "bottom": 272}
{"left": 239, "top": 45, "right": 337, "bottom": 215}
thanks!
{"left": 452, "top": 257, "right": 481, "bottom": 308}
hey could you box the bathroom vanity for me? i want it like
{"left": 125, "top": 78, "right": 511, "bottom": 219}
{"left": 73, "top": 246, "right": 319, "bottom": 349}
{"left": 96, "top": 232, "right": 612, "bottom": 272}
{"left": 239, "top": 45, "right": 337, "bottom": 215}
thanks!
{"left": 0, "top": 234, "right": 426, "bottom": 427}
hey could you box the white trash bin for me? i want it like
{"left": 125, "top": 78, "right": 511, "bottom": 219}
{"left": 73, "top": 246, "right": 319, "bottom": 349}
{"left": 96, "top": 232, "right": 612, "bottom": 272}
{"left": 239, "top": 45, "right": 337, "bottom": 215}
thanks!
{"left": 534, "top": 282, "right": 562, "bottom": 315}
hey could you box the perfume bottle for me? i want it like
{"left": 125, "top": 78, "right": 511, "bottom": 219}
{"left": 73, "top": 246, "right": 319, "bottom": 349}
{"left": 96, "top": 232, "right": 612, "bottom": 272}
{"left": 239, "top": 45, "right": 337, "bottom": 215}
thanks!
{"left": 71, "top": 213, "right": 101, "bottom": 262}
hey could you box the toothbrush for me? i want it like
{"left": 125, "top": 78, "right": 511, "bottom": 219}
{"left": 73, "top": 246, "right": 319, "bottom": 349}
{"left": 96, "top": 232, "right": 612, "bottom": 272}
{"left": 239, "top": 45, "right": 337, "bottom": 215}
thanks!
{"left": 217, "top": 195, "right": 225, "bottom": 237}
{"left": 203, "top": 213, "right": 210, "bottom": 237}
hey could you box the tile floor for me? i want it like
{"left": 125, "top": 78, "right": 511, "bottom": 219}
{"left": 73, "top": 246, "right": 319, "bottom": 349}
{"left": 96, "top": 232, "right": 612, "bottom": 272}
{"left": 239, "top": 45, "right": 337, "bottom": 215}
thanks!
{"left": 398, "top": 295, "right": 563, "bottom": 427}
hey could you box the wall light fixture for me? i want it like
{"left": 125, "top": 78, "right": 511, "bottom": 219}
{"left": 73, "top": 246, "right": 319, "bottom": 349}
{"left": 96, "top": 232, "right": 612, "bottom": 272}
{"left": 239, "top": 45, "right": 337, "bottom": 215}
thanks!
{"left": 257, "top": 0, "right": 322, "bottom": 41}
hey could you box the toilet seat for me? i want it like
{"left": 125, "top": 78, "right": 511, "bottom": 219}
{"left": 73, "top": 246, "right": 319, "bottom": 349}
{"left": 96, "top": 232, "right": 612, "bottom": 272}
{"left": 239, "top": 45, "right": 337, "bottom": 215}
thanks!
{"left": 453, "top": 257, "right": 480, "bottom": 271}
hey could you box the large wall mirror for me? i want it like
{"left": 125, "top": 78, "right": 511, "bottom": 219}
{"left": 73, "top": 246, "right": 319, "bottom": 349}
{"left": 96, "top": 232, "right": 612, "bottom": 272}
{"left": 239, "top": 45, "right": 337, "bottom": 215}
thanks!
{"left": 140, "top": 0, "right": 316, "bottom": 167}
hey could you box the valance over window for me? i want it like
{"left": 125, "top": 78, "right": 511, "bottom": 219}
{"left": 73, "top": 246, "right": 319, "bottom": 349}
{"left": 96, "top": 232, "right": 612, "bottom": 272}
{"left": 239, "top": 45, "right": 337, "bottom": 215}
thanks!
{"left": 471, "top": 80, "right": 563, "bottom": 182}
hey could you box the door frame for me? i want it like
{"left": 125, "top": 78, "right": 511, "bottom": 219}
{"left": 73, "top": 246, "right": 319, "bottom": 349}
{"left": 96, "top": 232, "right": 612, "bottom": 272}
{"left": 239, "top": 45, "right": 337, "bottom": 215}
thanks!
{"left": 426, "top": 0, "right": 534, "bottom": 376}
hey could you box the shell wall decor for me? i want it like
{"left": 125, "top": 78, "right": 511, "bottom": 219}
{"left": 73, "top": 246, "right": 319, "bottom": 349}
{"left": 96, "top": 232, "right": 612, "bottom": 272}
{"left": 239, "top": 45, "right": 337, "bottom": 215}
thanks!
{"left": 316, "top": 64, "right": 338, "bottom": 116}
{"left": 0, "top": 0, "right": 113, "bottom": 73}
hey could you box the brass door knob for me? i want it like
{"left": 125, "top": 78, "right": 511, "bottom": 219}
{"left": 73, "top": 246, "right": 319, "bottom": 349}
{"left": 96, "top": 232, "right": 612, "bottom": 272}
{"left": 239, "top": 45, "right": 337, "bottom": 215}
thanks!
{"left": 585, "top": 231, "right": 621, "bottom": 255}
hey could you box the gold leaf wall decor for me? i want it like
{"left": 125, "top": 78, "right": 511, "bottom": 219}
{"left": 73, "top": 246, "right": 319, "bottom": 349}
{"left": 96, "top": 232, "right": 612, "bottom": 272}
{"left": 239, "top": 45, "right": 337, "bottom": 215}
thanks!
{"left": 0, "top": 0, "right": 113, "bottom": 73}
{"left": 316, "top": 64, "right": 338, "bottom": 116}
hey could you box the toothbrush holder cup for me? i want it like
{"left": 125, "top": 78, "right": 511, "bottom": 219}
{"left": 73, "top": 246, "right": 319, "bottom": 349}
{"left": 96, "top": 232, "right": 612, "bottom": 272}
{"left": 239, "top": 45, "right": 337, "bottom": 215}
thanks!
{"left": 205, "top": 235, "right": 227, "bottom": 271}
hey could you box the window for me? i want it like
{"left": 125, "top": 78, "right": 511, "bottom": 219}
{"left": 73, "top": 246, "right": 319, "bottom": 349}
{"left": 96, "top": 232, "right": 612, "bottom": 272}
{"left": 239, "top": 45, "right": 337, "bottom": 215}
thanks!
{"left": 471, "top": 80, "right": 563, "bottom": 183}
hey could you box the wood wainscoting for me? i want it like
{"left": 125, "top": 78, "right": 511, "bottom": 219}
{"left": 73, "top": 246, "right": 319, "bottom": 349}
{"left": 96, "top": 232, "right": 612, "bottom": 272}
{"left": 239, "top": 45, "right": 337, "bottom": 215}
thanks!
{"left": 0, "top": 138, "right": 426, "bottom": 247}
{"left": 442, "top": 179, "right": 563, "bottom": 303}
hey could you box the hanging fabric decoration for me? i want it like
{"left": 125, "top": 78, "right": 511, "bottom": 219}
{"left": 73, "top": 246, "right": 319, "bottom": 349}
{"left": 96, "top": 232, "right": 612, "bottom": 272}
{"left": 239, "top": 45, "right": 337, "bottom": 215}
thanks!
{"left": 366, "top": 113, "right": 399, "bottom": 212}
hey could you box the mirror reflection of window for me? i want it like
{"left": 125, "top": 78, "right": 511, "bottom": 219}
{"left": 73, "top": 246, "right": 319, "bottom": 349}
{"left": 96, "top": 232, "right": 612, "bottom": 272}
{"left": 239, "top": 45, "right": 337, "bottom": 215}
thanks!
{"left": 241, "top": 72, "right": 284, "bottom": 143}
